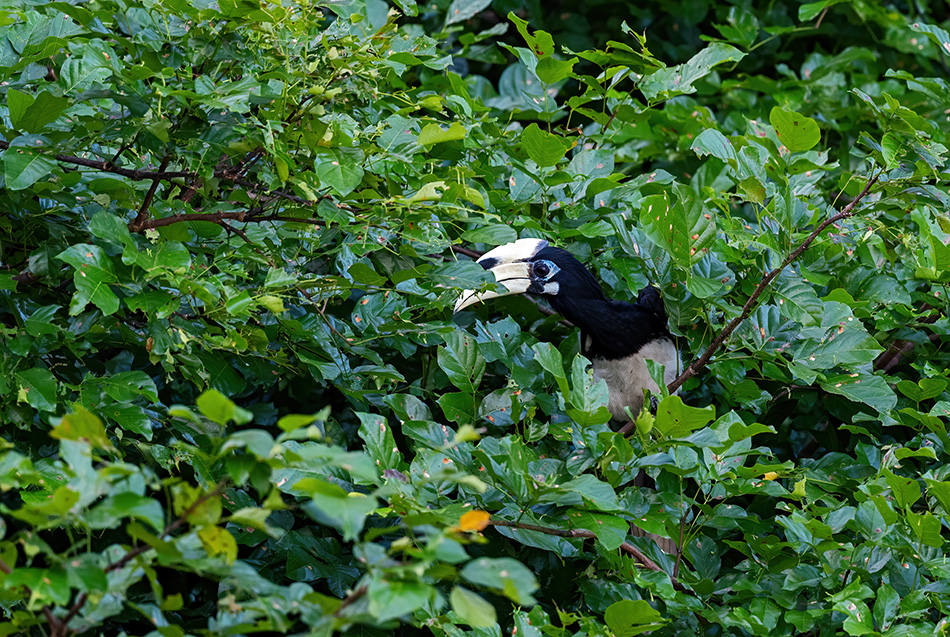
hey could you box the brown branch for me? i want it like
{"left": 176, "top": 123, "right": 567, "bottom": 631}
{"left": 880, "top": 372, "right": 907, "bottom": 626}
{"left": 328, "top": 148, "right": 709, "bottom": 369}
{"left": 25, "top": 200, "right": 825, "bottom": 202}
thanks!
{"left": 0, "top": 140, "right": 192, "bottom": 181}
{"left": 333, "top": 585, "right": 368, "bottom": 617}
{"left": 451, "top": 245, "right": 483, "bottom": 259}
{"left": 129, "top": 155, "right": 172, "bottom": 232}
{"left": 223, "top": 174, "right": 317, "bottom": 206}
{"left": 1, "top": 543, "right": 67, "bottom": 635}
{"left": 259, "top": 215, "right": 324, "bottom": 226}
{"left": 487, "top": 519, "right": 673, "bottom": 578}
{"left": 666, "top": 173, "right": 880, "bottom": 395}
{"left": 874, "top": 305, "right": 942, "bottom": 372}
{"left": 130, "top": 211, "right": 247, "bottom": 231}
{"left": 60, "top": 481, "right": 228, "bottom": 631}
{"left": 0, "top": 141, "right": 317, "bottom": 209}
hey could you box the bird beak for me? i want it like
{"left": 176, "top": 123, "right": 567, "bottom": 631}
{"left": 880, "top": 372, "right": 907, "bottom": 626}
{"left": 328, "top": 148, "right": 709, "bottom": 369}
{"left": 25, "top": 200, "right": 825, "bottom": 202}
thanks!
{"left": 453, "top": 239, "right": 549, "bottom": 313}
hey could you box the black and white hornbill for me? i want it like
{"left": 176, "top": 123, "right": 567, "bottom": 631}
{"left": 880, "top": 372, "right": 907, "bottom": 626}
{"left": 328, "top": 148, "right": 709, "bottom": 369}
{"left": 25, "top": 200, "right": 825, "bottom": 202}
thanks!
{"left": 455, "top": 238, "right": 679, "bottom": 419}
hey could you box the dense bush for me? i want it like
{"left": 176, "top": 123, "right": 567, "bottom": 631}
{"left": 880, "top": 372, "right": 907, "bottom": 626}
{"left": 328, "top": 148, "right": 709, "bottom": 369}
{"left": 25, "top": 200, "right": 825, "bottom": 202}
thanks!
{"left": 1, "top": 0, "right": 949, "bottom": 634}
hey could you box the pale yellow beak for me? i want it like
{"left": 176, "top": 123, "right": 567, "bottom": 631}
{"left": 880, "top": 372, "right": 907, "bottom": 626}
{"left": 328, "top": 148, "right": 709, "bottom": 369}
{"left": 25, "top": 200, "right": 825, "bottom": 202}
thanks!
{"left": 453, "top": 239, "right": 549, "bottom": 313}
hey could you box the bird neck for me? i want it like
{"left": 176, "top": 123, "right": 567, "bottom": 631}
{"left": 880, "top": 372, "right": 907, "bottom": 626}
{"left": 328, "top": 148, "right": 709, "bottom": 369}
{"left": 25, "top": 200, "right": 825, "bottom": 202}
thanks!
{"left": 551, "top": 296, "right": 670, "bottom": 361}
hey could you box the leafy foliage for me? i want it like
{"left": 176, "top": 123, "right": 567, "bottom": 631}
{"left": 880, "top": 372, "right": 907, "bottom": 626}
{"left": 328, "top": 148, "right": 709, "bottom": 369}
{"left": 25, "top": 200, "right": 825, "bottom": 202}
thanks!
{"left": 1, "top": 0, "right": 949, "bottom": 635}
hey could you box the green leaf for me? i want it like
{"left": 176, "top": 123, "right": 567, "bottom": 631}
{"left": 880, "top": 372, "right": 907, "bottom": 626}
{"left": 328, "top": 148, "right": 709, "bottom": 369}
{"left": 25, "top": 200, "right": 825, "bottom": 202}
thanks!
{"left": 96, "top": 371, "right": 159, "bottom": 403}
{"left": 57, "top": 244, "right": 120, "bottom": 315}
{"left": 419, "top": 121, "right": 467, "bottom": 145}
{"left": 509, "top": 12, "right": 555, "bottom": 58}
{"left": 653, "top": 395, "right": 716, "bottom": 438}
{"left": 3, "top": 145, "right": 57, "bottom": 190}
{"left": 521, "top": 123, "right": 574, "bottom": 168}
{"left": 198, "top": 525, "right": 238, "bottom": 563}
{"left": 429, "top": 260, "right": 494, "bottom": 288}
{"left": 691, "top": 129, "right": 737, "bottom": 166}
{"left": 567, "top": 510, "right": 628, "bottom": 551}
{"left": 9, "top": 89, "right": 69, "bottom": 133}
{"left": 534, "top": 342, "right": 568, "bottom": 396}
{"left": 367, "top": 579, "right": 435, "bottom": 622}
{"left": 5, "top": 568, "right": 70, "bottom": 606}
{"left": 461, "top": 557, "right": 538, "bottom": 605}
{"left": 196, "top": 389, "right": 236, "bottom": 425}
{"left": 357, "top": 412, "right": 404, "bottom": 470}
{"left": 639, "top": 42, "right": 745, "bottom": 101}
{"left": 16, "top": 367, "right": 58, "bottom": 412}
{"left": 87, "top": 493, "right": 165, "bottom": 532}
{"left": 298, "top": 479, "right": 379, "bottom": 541}
{"left": 446, "top": 0, "right": 492, "bottom": 25}
{"left": 820, "top": 374, "right": 896, "bottom": 413}
{"left": 640, "top": 186, "right": 716, "bottom": 268}
{"left": 313, "top": 147, "right": 364, "bottom": 196}
{"left": 461, "top": 224, "right": 518, "bottom": 245}
{"left": 604, "top": 600, "right": 668, "bottom": 637}
{"left": 438, "top": 391, "right": 476, "bottom": 425}
{"left": 536, "top": 56, "right": 576, "bottom": 83}
{"left": 555, "top": 474, "right": 622, "bottom": 512}
{"left": 872, "top": 585, "right": 900, "bottom": 632}
{"left": 450, "top": 586, "right": 497, "bottom": 628}
{"left": 906, "top": 511, "right": 943, "bottom": 547}
{"left": 833, "top": 599, "right": 874, "bottom": 636}
{"left": 348, "top": 263, "right": 387, "bottom": 286}
{"left": 908, "top": 21, "right": 950, "bottom": 55}
{"left": 882, "top": 468, "right": 921, "bottom": 509}
{"left": 51, "top": 406, "right": 113, "bottom": 449}
{"left": 797, "top": 0, "right": 849, "bottom": 22}
{"left": 769, "top": 107, "right": 821, "bottom": 152}
{"left": 855, "top": 500, "right": 887, "bottom": 541}
{"left": 439, "top": 331, "right": 486, "bottom": 393}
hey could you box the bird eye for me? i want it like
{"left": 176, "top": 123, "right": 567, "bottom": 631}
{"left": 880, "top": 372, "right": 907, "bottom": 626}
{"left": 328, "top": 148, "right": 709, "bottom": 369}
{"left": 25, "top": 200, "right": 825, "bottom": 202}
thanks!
{"left": 533, "top": 260, "right": 557, "bottom": 279}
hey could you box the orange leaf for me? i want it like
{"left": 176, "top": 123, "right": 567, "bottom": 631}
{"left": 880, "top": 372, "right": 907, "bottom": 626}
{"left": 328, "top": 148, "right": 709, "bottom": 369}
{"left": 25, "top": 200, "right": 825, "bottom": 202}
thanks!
{"left": 458, "top": 510, "right": 490, "bottom": 531}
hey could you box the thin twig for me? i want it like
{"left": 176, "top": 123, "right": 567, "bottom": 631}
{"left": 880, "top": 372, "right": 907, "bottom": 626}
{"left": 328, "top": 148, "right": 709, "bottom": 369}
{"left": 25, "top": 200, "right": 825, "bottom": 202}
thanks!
{"left": 129, "top": 155, "right": 171, "bottom": 231}
{"left": 0, "top": 140, "right": 192, "bottom": 180}
{"left": 334, "top": 585, "right": 368, "bottom": 617}
{"left": 487, "top": 519, "right": 673, "bottom": 579}
{"left": 666, "top": 174, "right": 880, "bottom": 395}
{"left": 0, "top": 141, "right": 316, "bottom": 208}
{"left": 451, "top": 245, "right": 482, "bottom": 259}
{"left": 59, "top": 481, "right": 228, "bottom": 630}
{"left": 874, "top": 305, "right": 941, "bottom": 371}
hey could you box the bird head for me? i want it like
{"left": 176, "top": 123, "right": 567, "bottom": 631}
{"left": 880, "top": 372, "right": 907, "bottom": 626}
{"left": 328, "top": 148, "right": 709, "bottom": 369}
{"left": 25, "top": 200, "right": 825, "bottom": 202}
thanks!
{"left": 454, "top": 238, "right": 606, "bottom": 315}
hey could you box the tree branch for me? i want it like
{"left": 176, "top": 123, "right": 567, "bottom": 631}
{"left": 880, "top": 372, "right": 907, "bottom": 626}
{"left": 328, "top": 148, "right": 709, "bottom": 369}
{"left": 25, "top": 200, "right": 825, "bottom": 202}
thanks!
{"left": 129, "top": 155, "right": 172, "bottom": 232}
{"left": 59, "top": 481, "right": 228, "bottom": 631}
{"left": 666, "top": 173, "right": 880, "bottom": 395}
{"left": 333, "top": 585, "right": 368, "bottom": 617}
{"left": 0, "top": 141, "right": 317, "bottom": 210}
{"left": 874, "top": 305, "right": 942, "bottom": 372}
{"left": 131, "top": 211, "right": 247, "bottom": 231}
{"left": 0, "top": 140, "right": 193, "bottom": 181}
{"left": 487, "top": 519, "right": 678, "bottom": 584}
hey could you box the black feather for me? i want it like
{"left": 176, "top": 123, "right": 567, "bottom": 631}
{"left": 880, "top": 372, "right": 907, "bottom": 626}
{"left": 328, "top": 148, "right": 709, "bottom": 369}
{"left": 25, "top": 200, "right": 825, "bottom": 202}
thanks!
{"left": 530, "top": 247, "right": 671, "bottom": 361}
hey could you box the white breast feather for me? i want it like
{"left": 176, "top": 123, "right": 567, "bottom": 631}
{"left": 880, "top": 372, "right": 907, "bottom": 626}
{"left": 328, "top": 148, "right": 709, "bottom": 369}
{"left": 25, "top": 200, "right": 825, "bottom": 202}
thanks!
{"left": 592, "top": 339, "right": 680, "bottom": 420}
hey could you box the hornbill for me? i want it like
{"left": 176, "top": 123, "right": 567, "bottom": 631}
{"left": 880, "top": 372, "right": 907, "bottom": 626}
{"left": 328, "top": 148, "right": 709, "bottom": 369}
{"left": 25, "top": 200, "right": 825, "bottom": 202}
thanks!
{"left": 455, "top": 238, "right": 680, "bottom": 420}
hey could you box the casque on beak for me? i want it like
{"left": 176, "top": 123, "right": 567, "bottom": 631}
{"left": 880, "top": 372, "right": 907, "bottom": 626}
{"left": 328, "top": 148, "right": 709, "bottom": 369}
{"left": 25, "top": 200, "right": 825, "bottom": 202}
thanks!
{"left": 453, "top": 239, "right": 550, "bottom": 313}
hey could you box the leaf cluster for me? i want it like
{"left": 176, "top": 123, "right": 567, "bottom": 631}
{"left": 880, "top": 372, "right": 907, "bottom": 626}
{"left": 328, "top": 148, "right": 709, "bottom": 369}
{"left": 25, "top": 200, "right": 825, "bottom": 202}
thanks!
{"left": 1, "top": 0, "right": 949, "bottom": 635}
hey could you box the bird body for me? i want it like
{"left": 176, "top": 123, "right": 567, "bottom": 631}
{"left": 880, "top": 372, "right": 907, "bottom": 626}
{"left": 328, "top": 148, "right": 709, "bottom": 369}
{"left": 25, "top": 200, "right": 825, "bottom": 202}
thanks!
{"left": 455, "top": 239, "right": 679, "bottom": 419}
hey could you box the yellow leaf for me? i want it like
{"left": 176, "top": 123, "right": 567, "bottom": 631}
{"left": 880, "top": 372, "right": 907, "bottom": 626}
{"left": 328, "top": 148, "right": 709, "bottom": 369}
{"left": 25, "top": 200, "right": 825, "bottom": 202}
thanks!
{"left": 458, "top": 510, "right": 490, "bottom": 532}
{"left": 762, "top": 472, "right": 779, "bottom": 481}
{"left": 198, "top": 526, "right": 237, "bottom": 564}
